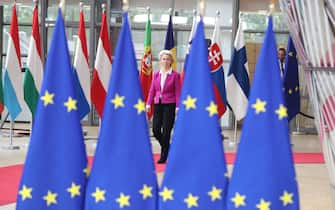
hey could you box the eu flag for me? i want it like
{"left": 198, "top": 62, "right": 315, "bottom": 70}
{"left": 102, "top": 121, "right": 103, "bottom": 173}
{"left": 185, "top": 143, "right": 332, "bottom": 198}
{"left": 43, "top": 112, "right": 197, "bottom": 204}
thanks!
{"left": 158, "top": 20, "right": 228, "bottom": 210}
{"left": 226, "top": 16, "right": 299, "bottom": 210}
{"left": 16, "top": 9, "right": 87, "bottom": 210}
{"left": 283, "top": 36, "right": 300, "bottom": 122}
{"left": 84, "top": 12, "right": 158, "bottom": 210}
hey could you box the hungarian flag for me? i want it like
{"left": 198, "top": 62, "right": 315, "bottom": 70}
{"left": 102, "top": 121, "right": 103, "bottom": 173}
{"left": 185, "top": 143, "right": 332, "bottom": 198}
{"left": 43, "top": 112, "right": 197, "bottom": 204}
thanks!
{"left": 140, "top": 13, "right": 153, "bottom": 119}
{"left": 24, "top": 4, "right": 43, "bottom": 118}
{"left": 164, "top": 15, "right": 177, "bottom": 70}
{"left": 91, "top": 10, "right": 112, "bottom": 118}
{"left": 208, "top": 16, "right": 227, "bottom": 117}
{"left": 4, "top": 3, "right": 22, "bottom": 121}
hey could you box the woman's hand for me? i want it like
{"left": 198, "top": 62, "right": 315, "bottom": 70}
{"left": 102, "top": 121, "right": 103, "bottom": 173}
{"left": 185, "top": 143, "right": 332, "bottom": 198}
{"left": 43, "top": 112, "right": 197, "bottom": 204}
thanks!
{"left": 146, "top": 105, "right": 151, "bottom": 113}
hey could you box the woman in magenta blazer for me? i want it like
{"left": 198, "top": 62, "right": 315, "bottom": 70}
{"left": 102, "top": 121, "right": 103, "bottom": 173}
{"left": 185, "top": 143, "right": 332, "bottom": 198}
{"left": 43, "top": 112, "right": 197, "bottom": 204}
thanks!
{"left": 146, "top": 50, "right": 181, "bottom": 164}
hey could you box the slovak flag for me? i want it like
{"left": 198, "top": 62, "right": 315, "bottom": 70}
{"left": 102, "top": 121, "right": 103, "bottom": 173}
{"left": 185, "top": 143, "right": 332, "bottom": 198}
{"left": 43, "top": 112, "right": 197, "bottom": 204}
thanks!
{"left": 208, "top": 16, "right": 227, "bottom": 117}
{"left": 91, "top": 9, "right": 112, "bottom": 118}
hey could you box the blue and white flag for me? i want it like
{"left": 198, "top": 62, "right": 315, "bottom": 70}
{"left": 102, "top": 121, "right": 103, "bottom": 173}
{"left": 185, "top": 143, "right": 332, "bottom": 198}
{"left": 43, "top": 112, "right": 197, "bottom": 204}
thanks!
{"left": 226, "top": 21, "right": 250, "bottom": 120}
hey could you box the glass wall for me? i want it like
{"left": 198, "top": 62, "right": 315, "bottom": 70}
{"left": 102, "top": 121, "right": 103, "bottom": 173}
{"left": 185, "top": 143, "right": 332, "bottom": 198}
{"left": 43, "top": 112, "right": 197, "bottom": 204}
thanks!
{"left": 0, "top": 0, "right": 235, "bottom": 127}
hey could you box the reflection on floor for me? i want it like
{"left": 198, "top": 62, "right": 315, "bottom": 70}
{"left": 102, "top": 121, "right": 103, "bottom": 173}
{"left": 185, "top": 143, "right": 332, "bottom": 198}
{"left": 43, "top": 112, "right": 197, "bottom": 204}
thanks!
{"left": 0, "top": 123, "right": 332, "bottom": 210}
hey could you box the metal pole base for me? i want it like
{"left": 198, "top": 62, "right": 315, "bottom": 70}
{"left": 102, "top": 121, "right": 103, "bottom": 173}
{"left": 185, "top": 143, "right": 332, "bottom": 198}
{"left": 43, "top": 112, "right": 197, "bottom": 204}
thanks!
{"left": 2, "top": 145, "right": 20, "bottom": 150}
{"left": 292, "top": 130, "right": 307, "bottom": 135}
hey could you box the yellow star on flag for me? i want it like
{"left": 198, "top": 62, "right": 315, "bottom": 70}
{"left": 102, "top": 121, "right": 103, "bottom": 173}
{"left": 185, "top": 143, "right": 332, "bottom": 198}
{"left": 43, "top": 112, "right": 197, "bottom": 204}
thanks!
{"left": 231, "top": 192, "right": 246, "bottom": 208}
{"left": 279, "top": 190, "right": 294, "bottom": 206}
{"left": 19, "top": 185, "right": 32, "bottom": 201}
{"left": 288, "top": 89, "right": 293, "bottom": 94}
{"left": 206, "top": 101, "right": 218, "bottom": 117}
{"left": 64, "top": 96, "right": 77, "bottom": 112}
{"left": 184, "top": 193, "right": 199, "bottom": 208}
{"left": 91, "top": 187, "right": 106, "bottom": 203}
{"left": 134, "top": 99, "right": 145, "bottom": 114}
{"left": 252, "top": 98, "right": 266, "bottom": 114}
{"left": 83, "top": 165, "right": 90, "bottom": 177}
{"left": 159, "top": 186, "right": 174, "bottom": 202}
{"left": 111, "top": 93, "right": 125, "bottom": 109}
{"left": 208, "top": 186, "right": 222, "bottom": 201}
{"left": 116, "top": 193, "right": 130, "bottom": 208}
{"left": 256, "top": 198, "right": 271, "bottom": 210}
{"left": 41, "top": 90, "right": 54, "bottom": 106}
{"left": 275, "top": 104, "right": 288, "bottom": 120}
{"left": 183, "top": 95, "right": 197, "bottom": 110}
{"left": 43, "top": 190, "right": 57, "bottom": 206}
{"left": 67, "top": 182, "right": 81, "bottom": 198}
{"left": 139, "top": 184, "right": 153, "bottom": 200}
{"left": 295, "top": 86, "right": 299, "bottom": 92}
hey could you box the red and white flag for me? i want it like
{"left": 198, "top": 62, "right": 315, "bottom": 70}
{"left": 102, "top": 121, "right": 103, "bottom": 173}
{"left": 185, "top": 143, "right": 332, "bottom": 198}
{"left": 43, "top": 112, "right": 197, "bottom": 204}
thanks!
{"left": 74, "top": 8, "right": 90, "bottom": 104}
{"left": 91, "top": 10, "right": 112, "bottom": 118}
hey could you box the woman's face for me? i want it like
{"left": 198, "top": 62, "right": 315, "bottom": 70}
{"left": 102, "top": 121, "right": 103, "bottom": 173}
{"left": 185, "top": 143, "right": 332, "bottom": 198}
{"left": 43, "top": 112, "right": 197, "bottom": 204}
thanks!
{"left": 160, "top": 54, "right": 172, "bottom": 70}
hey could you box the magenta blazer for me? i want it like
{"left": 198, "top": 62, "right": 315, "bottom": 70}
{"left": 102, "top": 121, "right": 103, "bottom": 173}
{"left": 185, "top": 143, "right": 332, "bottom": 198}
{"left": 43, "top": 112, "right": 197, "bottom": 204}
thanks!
{"left": 146, "top": 70, "right": 181, "bottom": 106}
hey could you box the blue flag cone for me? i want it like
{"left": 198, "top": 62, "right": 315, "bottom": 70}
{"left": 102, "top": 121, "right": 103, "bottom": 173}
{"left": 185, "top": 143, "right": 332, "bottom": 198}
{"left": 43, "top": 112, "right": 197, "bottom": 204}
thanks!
{"left": 158, "top": 19, "right": 228, "bottom": 210}
{"left": 84, "top": 12, "right": 158, "bottom": 210}
{"left": 16, "top": 9, "right": 87, "bottom": 210}
{"left": 226, "top": 16, "right": 299, "bottom": 210}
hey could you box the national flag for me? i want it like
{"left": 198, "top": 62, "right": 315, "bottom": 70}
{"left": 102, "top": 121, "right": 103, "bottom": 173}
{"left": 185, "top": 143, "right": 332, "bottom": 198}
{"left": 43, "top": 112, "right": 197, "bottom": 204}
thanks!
{"left": 91, "top": 9, "right": 112, "bottom": 118}
{"left": 283, "top": 36, "right": 300, "bottom": 121}
{"left": 72, "top": 66, "right": 90, "bottom": 120}
{"left": 24, "top": 3, "right": 43, "bottom": 118}
{"left": 226, "top": 16, "right": 299, "bottom": 210}
{"left": 226, "top": 20, "right": 250, "bottom": 121}
{"left": 4, "top": 4, "right": 22, "bottom": 121}
{"left": 85, "top": 12, "right": 157, "bottom": 210}
{"left": 181, "top": 13, "right": 197, "bottom": 82}
{"left": 208, "top": 16, "right": 227, "bottom": 117}
{"left": 140, "top": 12, "right": 153, "bottom": 119}
{"left": 73, "top": 7, "right": 90, "bottom": 119}
{"left": 16, "top": 8, "right": 87, "bottom": 210}
{"left": 164, "top": 15, "right": 177, "bottom": 70}
{"left": 158, "top": 19, "right": 228, "bottom": 210}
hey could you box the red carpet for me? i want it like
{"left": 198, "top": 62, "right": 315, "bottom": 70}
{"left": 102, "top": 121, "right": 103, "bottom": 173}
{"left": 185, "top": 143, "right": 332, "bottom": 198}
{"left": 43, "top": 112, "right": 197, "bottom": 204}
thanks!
{"left": 0, "top": 152, "right": 324, "bottom": 206}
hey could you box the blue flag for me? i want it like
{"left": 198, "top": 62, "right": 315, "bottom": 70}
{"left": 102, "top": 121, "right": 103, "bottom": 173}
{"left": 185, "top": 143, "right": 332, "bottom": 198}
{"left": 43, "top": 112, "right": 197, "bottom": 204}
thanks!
{"left": 158, "top": 20, "right": 228, "bottom": 210}
{"left": 84, "top": 12, "right": 158, "bottom": 210}
{"left": 16, "top": 9, "right": 87, "bottom": 210}
{"left": 72, "top": 67, "right": 90, "bottom": 120}
{"left": 164, "top": 15, "right": 177, "bottom": 70}
{"left": 283, "top": 36, "right": 300, "bottom": 122}
{"left": 226, "top": 16, "right": 299, "bottom": 210}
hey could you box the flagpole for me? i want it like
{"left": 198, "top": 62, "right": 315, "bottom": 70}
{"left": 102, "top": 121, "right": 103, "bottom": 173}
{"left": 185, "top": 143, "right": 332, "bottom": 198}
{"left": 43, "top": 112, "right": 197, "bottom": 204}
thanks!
{"left": 231, "top": 118, "right": 238, "bottom": 145}
{"left": 59, "top": 0, "right": 66, "bottom": 15}
{"left": 122, "top": 0, "right": 129, "bottom": 12}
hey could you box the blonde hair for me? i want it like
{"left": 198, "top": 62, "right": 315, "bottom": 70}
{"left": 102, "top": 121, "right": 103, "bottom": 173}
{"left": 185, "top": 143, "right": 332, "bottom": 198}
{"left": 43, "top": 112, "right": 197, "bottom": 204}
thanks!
{"left": 158, "top": 50, "right": 174, "bottom": 63}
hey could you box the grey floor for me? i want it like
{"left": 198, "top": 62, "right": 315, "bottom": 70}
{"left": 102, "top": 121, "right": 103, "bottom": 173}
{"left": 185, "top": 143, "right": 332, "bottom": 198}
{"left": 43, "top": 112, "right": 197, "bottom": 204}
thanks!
{"left": 0, "top": 123, "right": 332, "bottom": 210}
